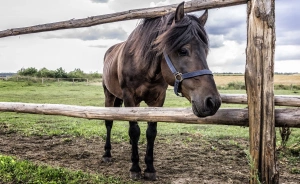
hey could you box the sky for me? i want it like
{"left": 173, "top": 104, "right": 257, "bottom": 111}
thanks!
{"left": 0, "top": 0, "right": 299, "bottom": 73}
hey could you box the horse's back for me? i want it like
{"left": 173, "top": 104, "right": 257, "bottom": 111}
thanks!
{"left": 103, "top": 42, "right": 125, "bottom": 99}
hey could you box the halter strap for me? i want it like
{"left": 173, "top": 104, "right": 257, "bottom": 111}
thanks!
{"left": 163, "top": 51, "right": 213, "bottom": 96}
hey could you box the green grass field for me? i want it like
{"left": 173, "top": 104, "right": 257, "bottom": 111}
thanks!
{"left": 0, "top": 80, "right": 299, "bottom": 183}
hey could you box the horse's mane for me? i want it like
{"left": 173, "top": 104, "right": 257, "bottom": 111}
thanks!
{"left": 127, "top": 12, "right": 209, "bottom": 77}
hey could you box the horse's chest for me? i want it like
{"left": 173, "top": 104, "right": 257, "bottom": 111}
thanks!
{"left": 135, "top": 83, "right": 165, "bottom": 99}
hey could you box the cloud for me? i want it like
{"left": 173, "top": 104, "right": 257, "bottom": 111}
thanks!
{"left": 276, "top": 31, "right": 300, "bottom": 46}
{"left": 204, "top": 1, "right": 300, "bottom": 48}
{"left": 90, "top": 0, "right": 109, "bottom": 3}
{"left": 108, "top": 0, "right": 181, "bottom": 12}
{"left": 108, "top": 0, "right": 152, "bottom": 12}
{"left": 275, "top": 45, "right": 300, "bottom": 61}
{"left": 208, "top": 35, "right": 224, "bottom": 48}
{"left": 275, "top": 60, "right": 300, "bottom": 73}
{"left": 1, "top": 0, "right": 299, "bottom": 73}
{"left": 276, "top": 1, "right": 300, "bottom": 33}
{"left": 41, "top": 26, "right": 128, "bottom": 41}
{"left": 89, "top": 45, "right": 109, "bottom": 48}
{"left": 205, "top": 4, "right": 247, "bottom": 45}
{"left": 150, "top": 0, "right": 177, "bottom": 7}
{"left": 207, "top": 40, "right": 246, "bottom": 73}
{"left": 275, "top": 1, "right": 300, "bottom": 46}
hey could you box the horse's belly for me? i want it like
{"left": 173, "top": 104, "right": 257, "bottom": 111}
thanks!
{"left": 103, "top": 51, "right": 123, "bottom": 99}
{"left": 103, "top": 75, "right": 122, "bottom": 99}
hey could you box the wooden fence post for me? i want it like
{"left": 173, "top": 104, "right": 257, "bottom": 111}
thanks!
{"left": 245, "top": 0, "right": 278, "bottom": 183}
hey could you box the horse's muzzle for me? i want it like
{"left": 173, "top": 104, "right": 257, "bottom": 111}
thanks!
{"left": 192, "top": 96, "right": 221, "bottom": 117}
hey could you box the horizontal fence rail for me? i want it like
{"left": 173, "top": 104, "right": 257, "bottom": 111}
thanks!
{"left": 221, "top": 94, "right": 300, "bottom": 107}
{"left": 0, "top": 102, "right": 299, "bottom": 128}
{"left": 0, "top": 0, "right": 248, "bottom": 38}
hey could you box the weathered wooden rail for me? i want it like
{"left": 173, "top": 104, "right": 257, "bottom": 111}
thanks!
{"left": 0, "top": 102, "right": 299, "bottom": 128}
{"left": 221, "top": 94, "right": 300, "bottom": 107}
{"left": 1, "top": 0, "right": 298, "bottom": 183}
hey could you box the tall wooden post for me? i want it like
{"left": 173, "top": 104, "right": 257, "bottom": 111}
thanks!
{"left": 245, "top": 0, "right": 278, "bottom": 183}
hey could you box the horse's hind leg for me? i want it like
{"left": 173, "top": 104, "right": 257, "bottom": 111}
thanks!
{"left": 102, "top": 85, "right": 123, "bottom": 162}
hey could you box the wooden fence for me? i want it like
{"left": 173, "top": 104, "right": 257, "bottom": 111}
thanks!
{"left": 0, "top": 102, "right": 299, "bottom": 128}
{"left": 0, "top": 0, "right": 299, "bottom": 183}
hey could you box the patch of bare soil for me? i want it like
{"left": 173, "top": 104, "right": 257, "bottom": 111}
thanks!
{"left": 0, "top": 127, "right": 299, "bottom": 183}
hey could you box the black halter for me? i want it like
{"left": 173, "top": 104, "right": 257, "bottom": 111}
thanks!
{"left": 163, "top": 51, "right": 213, "bottom": 97}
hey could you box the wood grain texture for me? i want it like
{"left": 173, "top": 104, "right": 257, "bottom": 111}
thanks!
{"left": 245, "top": 0, "right": 278, "bottom": 183}
{"left": 221, "top": 94, "right": 300, "bottom": 107}
{"left": 0, "top": 102, "right": 299, "bottom": 128}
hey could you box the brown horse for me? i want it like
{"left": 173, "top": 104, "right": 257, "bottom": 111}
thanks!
{"left": 102, "top": 2, "right": 221, "bottom": 180}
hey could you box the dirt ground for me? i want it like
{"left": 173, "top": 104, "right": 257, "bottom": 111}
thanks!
{"left": 0, "top": 128, "right": 299, "bottom": 184}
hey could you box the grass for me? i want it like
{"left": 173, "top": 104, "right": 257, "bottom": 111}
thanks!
{"left": 0, "top": 79, "right": 299, "bottom": 183}
{"left": 245, "top": 151, "right": 261, "bottom": 184}
{"left": 0, "top": 155, "right": 126, "bottom": 184}
{"left": 0, "top": 80, "right": 104, "bottom": 106}
{"left": 0, "top": 80, "right": 299, "bottom": 143}
{"left": 0, "top": 80, "right": 250, "bottom": 141}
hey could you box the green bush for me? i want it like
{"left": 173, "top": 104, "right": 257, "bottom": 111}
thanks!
{"left": 37, "top": 68, "right": 55, "bottom": 78}
{"left": 68, "top": 68, "right": 85, "bottom": 79}
{"left": 18, "top": 67, "right": 38, "bottom": 76}
{"left": 54, "top": 67, "right": 68, "bottom": 78}
{"left": 227, "top": 81, "right": 245, "bottom": 90}
{"left": 274, "top": 84, "right": 300, "bottom": 91}
{"left": 17, "top": 67, "right": 102, "bottom": 80}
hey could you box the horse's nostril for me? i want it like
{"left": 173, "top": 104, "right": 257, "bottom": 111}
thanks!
{"left": 205, "top": 97, "right": 215, "bottom": 110}
{"left": 192, "top": 97, "right": 221, "bottom": 117}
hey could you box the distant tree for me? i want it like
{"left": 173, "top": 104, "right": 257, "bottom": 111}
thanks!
{"left": 37, "top": 67, "right": 55, "bottom": 78}
{"left": 18, "top": 67, "right": 38, "bottom": 76}
{"left": 89, "top": 71, "right": 102, "bottom": 79}
{"left": 17, "top": 67, "right": 102, "bottom": 79}
{"left": 68, "top": 68, "right": 85, "bottom": 78}
{"left": 54, "top": 67, "right": 68, "bottom": 78}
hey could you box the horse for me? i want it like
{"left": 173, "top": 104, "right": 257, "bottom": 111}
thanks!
{"left": 102, "top": 2, "right": 221, "bottom": 180}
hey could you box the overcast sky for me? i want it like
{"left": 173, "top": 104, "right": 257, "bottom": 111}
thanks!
{"left": 0, "top": 0, "right": 299, "bottom": 73}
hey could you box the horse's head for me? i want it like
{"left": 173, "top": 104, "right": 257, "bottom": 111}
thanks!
{"left": 156, "top": 2, "right": 221, "bottom": 117}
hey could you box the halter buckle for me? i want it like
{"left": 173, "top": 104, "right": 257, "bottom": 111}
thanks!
{"left": 175, "top": 72, "right": 183, "bottom": 82}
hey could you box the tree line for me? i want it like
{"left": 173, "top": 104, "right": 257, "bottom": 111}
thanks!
{"left": 17, "top": 67, "right": 101, "bottom": 79}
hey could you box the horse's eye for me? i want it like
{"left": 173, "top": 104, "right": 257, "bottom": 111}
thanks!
{"left": 178, "top": 48, "right": 188, "bottom": 56}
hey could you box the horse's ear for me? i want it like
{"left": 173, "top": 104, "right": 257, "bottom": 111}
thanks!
{"left": 199, "top": 9, "right": 208, "bottom": 26}
{"left": 175, "top": 2, "right": 185, "bottom": 22}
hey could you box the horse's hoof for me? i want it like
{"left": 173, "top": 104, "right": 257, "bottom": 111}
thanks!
{"left": 102, "top": 157, "right": 112, "bottom": 163}
{"left": 130, "top": 171, "right": 141, "bottom": 180}
{"left": 144, "top": 172, "right": 157, "bottom": 181}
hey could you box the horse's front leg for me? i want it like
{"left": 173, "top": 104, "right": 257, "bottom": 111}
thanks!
{"left": 144, "top": 91, "right": 166, "bottom": 181}
{"left": 129, "top": 121, "right": 141, "bottom": 180}
{"left": 144, "top": 121, "right": 157, "bottom": 180}
{"left": 122, "top": 90, "right": 142, "bottom": 180}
